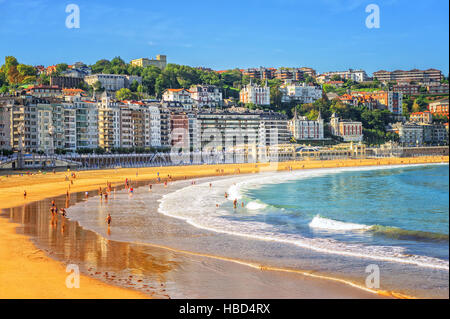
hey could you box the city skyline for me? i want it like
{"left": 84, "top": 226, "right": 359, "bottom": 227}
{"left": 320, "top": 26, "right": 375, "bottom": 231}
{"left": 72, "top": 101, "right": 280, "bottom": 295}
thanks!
{"left": 0, "top": 0, "right": 449, "bottom": 75}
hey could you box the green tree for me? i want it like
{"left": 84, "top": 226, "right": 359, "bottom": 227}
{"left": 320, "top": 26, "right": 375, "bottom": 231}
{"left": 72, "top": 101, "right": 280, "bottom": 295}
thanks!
{"left": 116, "top": 88, "right": 134, "bottom": 100}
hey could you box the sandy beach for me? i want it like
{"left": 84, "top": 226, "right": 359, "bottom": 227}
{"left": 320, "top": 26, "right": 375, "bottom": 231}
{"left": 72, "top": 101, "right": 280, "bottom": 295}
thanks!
{"left": 0, "top": 156, "right": 448, "bottom": 299}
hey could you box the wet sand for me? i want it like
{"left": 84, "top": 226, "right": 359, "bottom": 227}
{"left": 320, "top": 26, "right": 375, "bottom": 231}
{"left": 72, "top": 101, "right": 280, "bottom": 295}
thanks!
{"left": 1, "top": 156, "right": 448, "bottom": 298}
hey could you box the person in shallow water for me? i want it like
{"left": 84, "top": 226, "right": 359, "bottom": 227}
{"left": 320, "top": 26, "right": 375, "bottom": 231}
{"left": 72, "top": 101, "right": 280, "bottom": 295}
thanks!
{"left": 233, "top": 199, "right": 237, "bottom": 209}
{"left": 106, "top": 214, "right": 112, "bottom": 226}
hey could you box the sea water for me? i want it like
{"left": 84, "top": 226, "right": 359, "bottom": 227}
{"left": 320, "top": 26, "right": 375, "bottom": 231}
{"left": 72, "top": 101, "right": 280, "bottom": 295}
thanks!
{"left": 67, "top": 164, "right": 449, "bottom": 298}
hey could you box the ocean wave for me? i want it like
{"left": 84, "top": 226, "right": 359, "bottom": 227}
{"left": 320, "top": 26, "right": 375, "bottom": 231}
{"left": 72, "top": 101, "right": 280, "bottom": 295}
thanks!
{"left": 246, "top": 201, "right": 268, "bottom": 210}
{"left": 309, "top": 215, "right": 371, "bottom": 231}
{"left": 369, "top": 225, "right": 449, "bottom": 242}
{"left": 158, "top": 171, "right": 449, "bottom": 271}
{"left": 309, "top": 215, "right": 449, "bottom": 243}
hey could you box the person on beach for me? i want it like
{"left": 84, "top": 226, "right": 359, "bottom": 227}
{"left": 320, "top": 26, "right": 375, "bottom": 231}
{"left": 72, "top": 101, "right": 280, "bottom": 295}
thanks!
{"left": 85, "top": 191, "right": 89, "bottom": 199}
{"left": 23, "top": 190, "right": 27, "bottom": 199}
{"left": 164, "top": 181, "right": 167, "bottom": 188}
{"left": 233, "top": 199, "right": 238, "bottom": 210}
{"left": 104, "top": 192, "right": 108, "bottom": 201}
{"left": 149, "top": 184, "right": 152, "bottom": 191}
{"left": 106, "top": 214, "right": 112, "bottom": 227}
{"left": 60, "top": 208, "right": 67, "bottom": 217}
{"left": 225, "top": 192, "right": 228, "bottom": 199}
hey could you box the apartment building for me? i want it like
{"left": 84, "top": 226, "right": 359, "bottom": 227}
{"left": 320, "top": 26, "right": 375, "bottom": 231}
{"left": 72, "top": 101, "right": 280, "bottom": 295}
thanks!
{"left": 147, "top": 103, "right": 162, "bottom": 148}
{"left": 169, "top": 111, "right": 190, "bottom": 147}
{"left": 25, "top": 85, "right": 62, "bottom": 98}
{"left": 259, "top": 112, "right": 291, "bottom": 146}
{"left": 280, "top": 82, "right": 323, "bottom": 104}
{"left": 410, "top": 111, "right": 433, "bottom": 124}
{"left": 426, "top": 83, "right": 449, "bottom": 94}
{"left": 162, "top": 89, "right": 194, "bottom": 110}
{"left": 8, "top": 96, "right": 40, "bottom": 153}
{"left": 189, "top": 85, "right": 223, "bottom": 108}
{"left": 50, "top": 76, "right": 84, "bottom": 89}
{"left": 389, "top": 122, "right": 447, "bottom": 146}
{"left": 197, "top": 111, "right": 261, "bottom": 151}
{"left": 242, "top": 67, "right": 276, "bottom": 80}
{"left": 428, "top": 99, "right": 449, "bottom": 116}
{"left": 392, "top": 84, "right": 421, "bottom": 95}
{"left": 320, "top": 69, "right": 369, "bottom": 82}
{"left": 240, "top": 83, "right": 270, "bottom": 106}
{"left": 98, "top": 94, "right": 121, "bottom": 150}
{"left": 390, "top": 122, "right": 423, "bottom": 145}
{"left": 274, "top": 68, "right": 304, "bottom": 82}
{"left": 373, "top": 69, "right": 443, "bottom": 84}
{"left": 298, "top": 67, "right": 317, "bottom": 78}
{"left": 0, "top": 98, "right": 13, "bottom": 150}
{"left": 344, "top": 91, "right": 403, "bottom": 115}
{"left": 36, "top": 102, "right": 66, "bottom": 153}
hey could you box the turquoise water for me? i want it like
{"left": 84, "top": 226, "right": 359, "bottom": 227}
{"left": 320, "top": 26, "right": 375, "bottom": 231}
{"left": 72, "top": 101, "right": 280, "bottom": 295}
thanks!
{"left": 242, "top": 165, "right": 449, "bottom": 264}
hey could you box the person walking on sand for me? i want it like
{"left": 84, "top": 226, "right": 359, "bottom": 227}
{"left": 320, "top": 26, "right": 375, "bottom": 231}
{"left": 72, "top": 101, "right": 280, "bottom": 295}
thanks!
{"left": 23, "top": 190, "right": 27, "bottom": 199}
{"left": 60, "top": 208, "right": 67, "bottom": 217}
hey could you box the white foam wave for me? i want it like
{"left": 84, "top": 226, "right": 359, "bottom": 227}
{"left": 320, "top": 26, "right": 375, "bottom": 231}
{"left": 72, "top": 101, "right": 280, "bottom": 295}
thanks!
{"left": 158, "top": 165, "right": 449, "bottom": 271}
{"left": 309, "top": 215, "right": 371, "bottom": 231}
{"left": 246, "top": 201, "right": 268, "bottom": 210}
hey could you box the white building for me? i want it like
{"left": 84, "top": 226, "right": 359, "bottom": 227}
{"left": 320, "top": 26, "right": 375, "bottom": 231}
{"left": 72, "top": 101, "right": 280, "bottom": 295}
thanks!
{"left": 98, "top": 93, "right": 121, "bottom": 150}
{"left": 63, "top": 95, "right": 99, "bottom": 150}
{"left": 240, "top": 82, "right": 270, "bottom": 106}
{"left": 190, "top": 85, "right": 223, "bottom": 108}
{"left": 84, "top": 74, "right": 142, "bottom": 91}
{"left": 288, "top": 110, "right": 324, "bottom": 140}
{"left": 147, "top": 103, "right": 161, "bottom": 147}
{"left": 162, "top": 89, "right": 194, "bottom": 110}
{"left": 319, "top": 69, "right": 369, "bottom": 83}
{"left": 280, "top": 82, "right": 323, "bottom": 104}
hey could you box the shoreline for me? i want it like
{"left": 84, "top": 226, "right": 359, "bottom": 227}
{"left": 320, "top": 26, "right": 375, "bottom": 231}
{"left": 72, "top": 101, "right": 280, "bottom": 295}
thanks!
{"left": 1, "top": 156, "right": 448, "bottom": 299}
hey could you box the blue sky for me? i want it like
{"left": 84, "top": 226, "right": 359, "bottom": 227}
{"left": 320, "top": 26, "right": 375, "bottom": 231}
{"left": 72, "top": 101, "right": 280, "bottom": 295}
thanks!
{"left": 0, "top": 0, "right": 448, "bottom": 76}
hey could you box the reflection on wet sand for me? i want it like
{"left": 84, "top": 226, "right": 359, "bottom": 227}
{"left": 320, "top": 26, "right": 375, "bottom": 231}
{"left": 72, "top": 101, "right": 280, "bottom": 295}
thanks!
{"left": 1, "top": 179, "right": 383, "bottom": 299}
{"left": 2, "top": 187, "right": 176, "bottom": 298}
